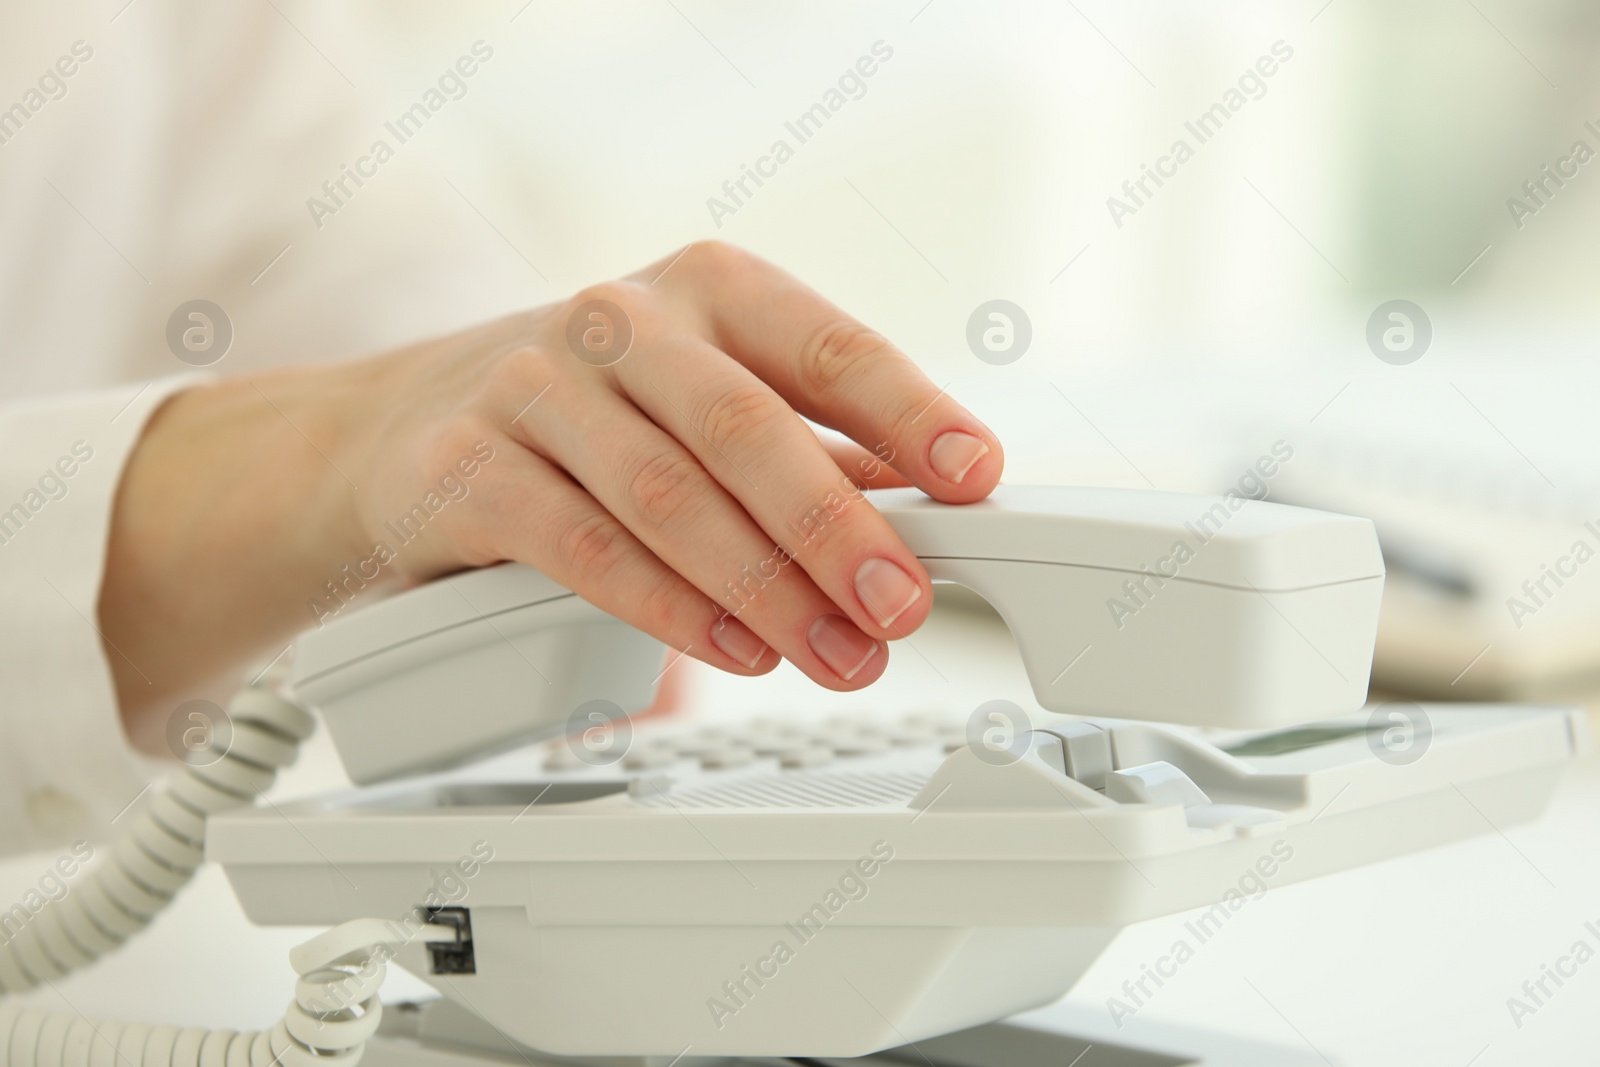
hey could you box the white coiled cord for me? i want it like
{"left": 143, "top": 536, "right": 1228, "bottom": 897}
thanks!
{"left": 0, "top": 686, "right": 453, "bottom": 1067}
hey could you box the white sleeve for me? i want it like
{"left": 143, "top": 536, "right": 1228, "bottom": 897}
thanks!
{"left": 0, "top": 376, "right": 201, "bottom": 858}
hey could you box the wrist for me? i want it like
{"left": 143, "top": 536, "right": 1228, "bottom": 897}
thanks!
{"left": 99, "top": 360, "right": 381, "bottom": 740}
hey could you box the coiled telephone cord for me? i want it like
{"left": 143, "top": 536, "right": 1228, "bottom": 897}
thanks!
{"left": 0, "top": 687, "right": 446, "bottom": 1067}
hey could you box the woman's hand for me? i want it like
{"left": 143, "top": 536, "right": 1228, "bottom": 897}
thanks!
{"left": 100, "top": 241, "right": 1002, "bottom": 747}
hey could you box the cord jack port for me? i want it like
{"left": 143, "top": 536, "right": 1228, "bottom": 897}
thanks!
{"left": 422, "top": 906, "right": 476, "bottom": 975}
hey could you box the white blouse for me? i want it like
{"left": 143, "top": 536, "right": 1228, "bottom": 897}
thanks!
{"left": 0, "top": 376, "right": 195, "bottom": 858}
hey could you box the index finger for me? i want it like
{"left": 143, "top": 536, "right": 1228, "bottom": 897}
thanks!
{"left": 635, "top": 242, "right": 1004, "bottom": 503}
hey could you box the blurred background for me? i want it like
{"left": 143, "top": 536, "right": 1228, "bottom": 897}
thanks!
{"left": 4, "top": 0, "right": 1599, "bottom": 700}
{"left": 5, "top": 0, "right": 1600, "bottom": 373}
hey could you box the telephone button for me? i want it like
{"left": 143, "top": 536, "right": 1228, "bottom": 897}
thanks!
{"left": 700, "top": 747, "right": 755, "bottom": 770}
{"left": 624, "top": 748, "right": 676, "bottom": 771}
{"left": 834, "top": 736, "right": 891, "bottom": 758}
{"left": 778, "top": 746, "right": 834, "bottom": 769}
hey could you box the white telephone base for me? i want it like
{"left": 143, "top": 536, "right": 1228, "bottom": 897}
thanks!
{"left": 209, "top": 701, "right": 1585, "bottom": 1059}
{"left": 206, "top": 487, "right": 1579, "bottom": 1059}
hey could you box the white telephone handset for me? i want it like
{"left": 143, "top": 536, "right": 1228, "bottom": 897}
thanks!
{"left": 294, "top": 485, "right": 1385, "bottom": 783}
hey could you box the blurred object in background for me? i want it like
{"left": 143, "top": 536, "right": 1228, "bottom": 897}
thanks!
{"left": 1344, "top": 0, "right": 1600, "bottom": 302}
{"left": 1251, "top": 431, "right": 1600, "bottom": 705}
{"left": 5, "top": 0, "right": 1600, "bottom": 393}
{"left": 1204, "top": 364, "right": 1600, "bottom": 705}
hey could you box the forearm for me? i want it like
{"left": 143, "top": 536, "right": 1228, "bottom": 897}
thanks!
{"left": 98, "top": 362, "right": 381, "bottom": 750}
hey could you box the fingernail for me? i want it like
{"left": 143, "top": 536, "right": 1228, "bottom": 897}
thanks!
{"left": 854, "top": 557, "right": 923, "bottom": 628}
{"left": 929, "top": 431, "right": 990, "bottom": 484}
{"left": 710, "top": 615, "right": 768, "bottom": 668}
{"left": 807, "top": 615, "right": 882, "bottom": 681}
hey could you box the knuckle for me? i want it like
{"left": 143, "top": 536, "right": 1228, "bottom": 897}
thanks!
{"left": 421, "top": 422, "right": 489, "bottom": 474}
{"left": 485, "top": 343, "right": 553, "bottom": 391}
{"left": 624, "top": 447, "right": 707, "bottom": 529}
{"left": 696, "top": 384, "right": 784, "bottom": 456}
{"left": 796, "top": 319, "right": 896, "bottom": 394}
{"left": 555, "top": 509, "right": 631, "bottom": 575}
{"left": 482, "top": 345, "right": 561, "bottom": 425}
{"left": 556, "top": 284, "right": 647, "bottom": 368}
{"left": 682, "top": 239, "right": 746, "bottom": 277}
{"left": 566, "top": 280, "right": 638, "bottom": 313}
